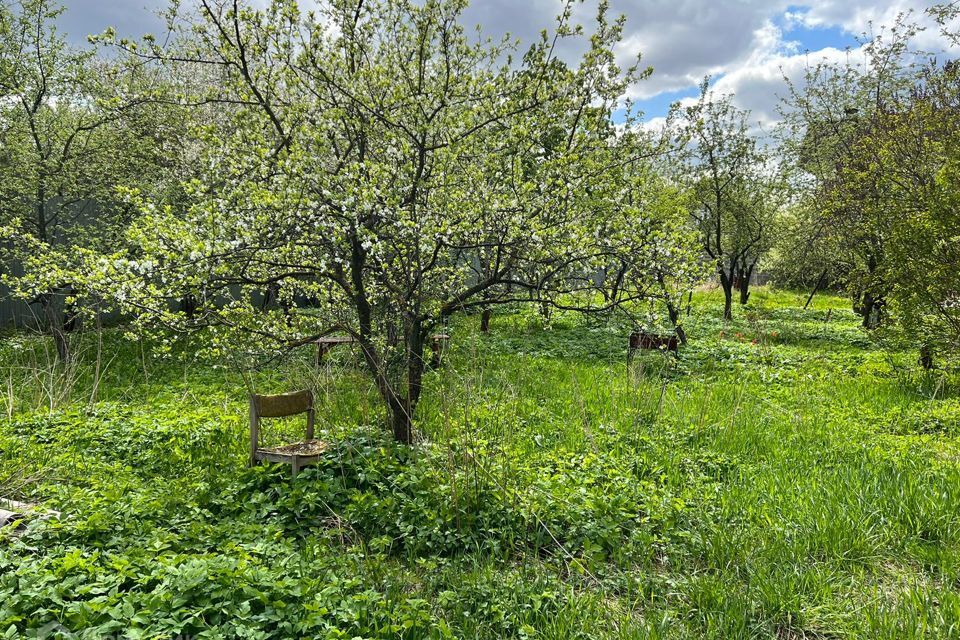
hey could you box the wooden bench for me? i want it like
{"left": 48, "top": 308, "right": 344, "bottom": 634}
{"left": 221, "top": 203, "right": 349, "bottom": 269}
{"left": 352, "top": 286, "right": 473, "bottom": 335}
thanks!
{"left": 249, "top": 390, "right": 328, "bottom": 477}
{"left": 317, "top": 334, "right": 451, "bottom": 367}
{"left": 316, "top": 335, "right": 357, "bottom": 365}
{"left": 628, "top": 330, "right": 679, "bottom": 362}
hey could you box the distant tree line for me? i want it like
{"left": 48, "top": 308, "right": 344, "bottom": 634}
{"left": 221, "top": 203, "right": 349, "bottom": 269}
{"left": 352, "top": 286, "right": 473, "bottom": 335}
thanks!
{"left": 773, "top": 7, "right": 960, "bottom": 363}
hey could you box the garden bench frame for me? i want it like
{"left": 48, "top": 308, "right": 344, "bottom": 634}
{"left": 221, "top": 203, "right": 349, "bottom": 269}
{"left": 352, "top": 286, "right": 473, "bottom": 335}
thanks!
{"left": 315, "top": 336, "right": 357, "bottom": 365}
{"left": 628, "top": 330, "right": 679, "bottom": 363}
{"left": 316, "top": 334, "right": 451, "bottom": 368}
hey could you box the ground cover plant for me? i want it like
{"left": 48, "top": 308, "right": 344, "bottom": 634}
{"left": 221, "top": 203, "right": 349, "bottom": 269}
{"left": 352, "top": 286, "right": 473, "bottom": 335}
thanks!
{"left": 2, "top": 288, "right": 959, "bottom": 639}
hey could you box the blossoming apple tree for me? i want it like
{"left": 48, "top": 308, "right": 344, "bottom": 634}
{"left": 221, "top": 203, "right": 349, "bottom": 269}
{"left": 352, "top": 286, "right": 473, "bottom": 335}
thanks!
{"left": 80, "top": 0, "right": 701, "bottom": 442}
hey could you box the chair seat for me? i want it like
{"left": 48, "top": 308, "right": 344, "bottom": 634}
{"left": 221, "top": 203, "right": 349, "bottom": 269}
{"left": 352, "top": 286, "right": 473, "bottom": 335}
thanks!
{"left": 253, "top": 439, "right": 329, "bottom": 476}
{"left": 255, "top": 439, "right": 328, "bottom": 462}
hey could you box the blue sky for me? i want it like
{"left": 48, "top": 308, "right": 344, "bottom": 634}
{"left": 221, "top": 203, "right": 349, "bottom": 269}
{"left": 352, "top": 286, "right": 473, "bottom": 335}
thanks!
{"left": 631, "top": 7, "right": 860, "bottom": 122}
{"left": 634, "top": 86, "right": 702, "bottom": 122}
{"left": 55, "top": 0, "right": 956, "bottom": 126}
{"left": 780, "top": 20, "right": 853, "bottom": 53}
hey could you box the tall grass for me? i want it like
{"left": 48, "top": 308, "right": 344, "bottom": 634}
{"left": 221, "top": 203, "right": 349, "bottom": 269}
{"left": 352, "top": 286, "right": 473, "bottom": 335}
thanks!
{"left": 2, "top": 288, "right": 959, "bottom": 638}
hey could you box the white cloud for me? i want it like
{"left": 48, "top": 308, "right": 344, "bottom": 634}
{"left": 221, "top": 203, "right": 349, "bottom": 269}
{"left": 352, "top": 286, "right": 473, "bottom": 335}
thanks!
{"left": 55, "top": 0, "right": 959, "bottom": 126}
{"left": 705, "top": 6, "right": 959, "bottom": 129}
{"left": 610, "top": 0, "right": 795, "bottom": 99}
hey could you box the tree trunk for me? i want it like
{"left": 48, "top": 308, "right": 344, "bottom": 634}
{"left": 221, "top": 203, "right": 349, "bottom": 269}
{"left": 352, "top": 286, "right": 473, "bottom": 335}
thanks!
{"left": 804, "top": 269, "right": 828, "bottom": 310}
{"left": 657, "top": 273, "right": 688, "bottom": 345}
{"left": 41, "top": 293, "right": 69, "bottom": 362}
{"left": 62, "top": 286, "right": 80, "bottom": 334}
{"left": 365, "top": 346, "right": 420, "bottom": 445}
{"left": 869, "top": 301, "right": 883, "bottom": 329}
{"left": 539, "top": 300, "right": 551, "bottom": 322}
{"left": 34, "top": 186, "right": 67, "bottom": 361}
{"left": 348, "top": 230, "right": 421, "bottom": 445}
{"left": 260, "top": 282, "right": 279, "bottom": 312}
{"left": 856, "top": 254, "right": 884, "bottom": 329}
{"left": 374, "top": 322, "right": 428, "bottom": 445}
{"left": 63, "top": 301, "right": 80, "bottom": 334}
{"left": 388, "top": 395, "right": 414, "bottom": 444}
{"left": 180, "top": 293, "right": 198, "bottom": 318}
{"left": 857, "top": 291, "right": 883, "bottom": 329}
{"left": 739, "top": 263, "right": 756, "bottom": 304}
{"left": 480, "top": 308, "right": 491, "bottom": 332}
{"left": 665, "top": 299, "right": 688, "bottom": 345}
{"left": 719, "top": 271, "right": 733, "bottom": 321}
{"left": 920, "top": 344, "right": 934, "bottom": 371}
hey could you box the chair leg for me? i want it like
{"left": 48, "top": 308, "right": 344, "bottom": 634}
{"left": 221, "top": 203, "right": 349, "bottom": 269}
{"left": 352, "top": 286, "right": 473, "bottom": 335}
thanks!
{"left": 291, "top": 455, "right": 300, "bottom": 478}
{"left": 249, "top": 401, "right": 260, "bottom": 467}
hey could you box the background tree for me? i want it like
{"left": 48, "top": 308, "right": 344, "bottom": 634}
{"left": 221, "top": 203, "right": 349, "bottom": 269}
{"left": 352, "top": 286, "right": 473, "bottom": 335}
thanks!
{"left": 877, "top": 54, "right": 960, "bottom": 363}
{"left": 678, "top": 80, "right": 769, "bottom": 321}
{"left": 767, "top": 196, "right": 845, "bottom": 307}
{"left": 779, "top": 18, "right": 923, "bottom": 328}
{"left": 0, "top": 0, "right": 178, "bottom": 360}
{"left": 604, "top": 156, "right": 703, "bottom": 343}
{"left": 780, "top": 6, "right": 960, "bottom": 365}
{"left": 730, "top": 174, "right": 780, "bottom": 306}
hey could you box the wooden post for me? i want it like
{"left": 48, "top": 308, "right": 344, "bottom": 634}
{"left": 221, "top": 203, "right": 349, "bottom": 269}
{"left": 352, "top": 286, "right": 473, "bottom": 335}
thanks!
{"left": 804, "top": 269, "right": 828, "bottom": 310}
{"left": 291, "top": 455, "right": 301, "bottom": 478}
{"left": 430, "top": 334, "right": 449, "bottom": 368}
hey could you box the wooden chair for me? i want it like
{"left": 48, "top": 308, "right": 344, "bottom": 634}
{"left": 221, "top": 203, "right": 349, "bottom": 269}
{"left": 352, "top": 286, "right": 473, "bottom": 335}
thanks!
{"left": 249, "top": 390, "right": 327, "bottom": 477}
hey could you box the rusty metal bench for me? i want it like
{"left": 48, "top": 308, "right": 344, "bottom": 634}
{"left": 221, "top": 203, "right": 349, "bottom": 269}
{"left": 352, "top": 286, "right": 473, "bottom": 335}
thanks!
{"left": 628, "top": 330, "right": 679, "bottom": 362}
{"left": 249, "top": 390, "right": 327, "bottom": 477}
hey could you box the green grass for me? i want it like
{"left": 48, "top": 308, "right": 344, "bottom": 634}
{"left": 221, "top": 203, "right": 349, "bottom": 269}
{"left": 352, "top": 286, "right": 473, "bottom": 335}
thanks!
{"left": 1, "top": 288, "right": 959, "bottom": 639}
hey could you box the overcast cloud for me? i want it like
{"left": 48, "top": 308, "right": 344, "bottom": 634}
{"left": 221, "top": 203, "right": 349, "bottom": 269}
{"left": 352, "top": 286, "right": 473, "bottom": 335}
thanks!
{"left": 56, "top": 0, "right": 960, "bottom": 125}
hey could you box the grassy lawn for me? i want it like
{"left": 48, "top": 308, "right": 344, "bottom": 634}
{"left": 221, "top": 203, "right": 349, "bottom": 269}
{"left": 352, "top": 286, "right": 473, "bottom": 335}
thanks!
{"left": 2, "top": 288, "right": 959, "bottom": 639}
